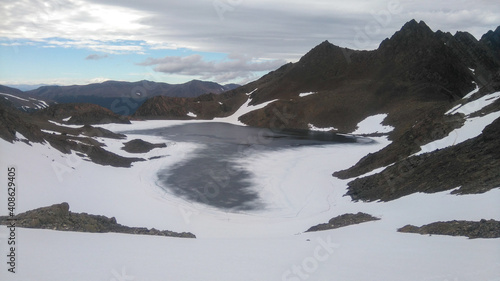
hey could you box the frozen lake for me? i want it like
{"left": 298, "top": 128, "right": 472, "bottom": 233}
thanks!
{"left": 126, "top": 122, "right": 372, "bottom": 210}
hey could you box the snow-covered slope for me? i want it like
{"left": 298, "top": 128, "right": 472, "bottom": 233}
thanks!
{"left": 1, "top": 115, "right": 499, "bottom": 280}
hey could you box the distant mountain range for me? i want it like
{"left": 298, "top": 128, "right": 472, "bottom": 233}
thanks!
{"left": 6, "top": 84, "right": 55, "bottom": 91}
{"left": 0, "top": 80, "right": 239, "bottom": 114}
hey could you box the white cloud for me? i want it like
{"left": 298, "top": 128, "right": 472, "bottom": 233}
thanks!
{"left": 88, "top": 77, "right": 111, "bottom": 84}
{"left": 1, "top": 0, "right": 499, "bottom": 84}
{"left": 2, "top": 0, "right": 499, "bottom": 60}
{"left": 0, "top": 77, "right": 111, "bottom": 86}
{"left": 137, "top": 54, "right": 286, "bottom": 83}
{"left": 0, "top": 0, "right": 150, "bottom": 53}
{"left": 85, "top": 54, "right": 108, "bottom": 60}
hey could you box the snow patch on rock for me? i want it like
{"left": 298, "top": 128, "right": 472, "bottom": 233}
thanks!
{"left": 308, "top": 123, "right": 337, "bottom": 132}
{"left": 352, "top": 114, "right": 394, "bottom": 135}
{"left": 299, "top": 92, "right": 316, "bottom": 97}
{"left": 446, "top": 91, "right": 500, "bottom": 116}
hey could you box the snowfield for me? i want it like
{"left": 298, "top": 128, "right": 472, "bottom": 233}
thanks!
{"left": 1, "top": 91, "right": 499, "bottom": 280}
{"left": 352, "top": 114, "right": 394, "bottom": 135}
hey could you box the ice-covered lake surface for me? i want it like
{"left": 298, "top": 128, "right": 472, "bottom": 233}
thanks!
{"left": 125, "top": 122, "right": 371, "bottom": 211}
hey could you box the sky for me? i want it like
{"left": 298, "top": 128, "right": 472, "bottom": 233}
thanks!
{"left": 0, "top": 0, "right": 499, "bottom": 87}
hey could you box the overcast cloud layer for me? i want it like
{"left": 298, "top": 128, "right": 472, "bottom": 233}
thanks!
{"left": 1, "top": 0, "right": 499, "bottom": 83}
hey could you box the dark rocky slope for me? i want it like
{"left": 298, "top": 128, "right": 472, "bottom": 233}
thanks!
{"left": 133, "top": 91, "right": 248, "bottom": 120}
{"left": 334, "top": 72, "right": 500, "bottom": 181}
{"left": 35, "top": 103, "right": 130, "bottom": 125}
{"left": 0, "top": 85, "right": 53, "bottom": 112}
{"left": 344, "top": 116, "right": 500, "bottom": 202}
{"left": 0, "top": 101, "right": 143, "bottom": 168}
{"left": 0, "top": 98, "right": 46, "bottom": 143}
{"left": 0, "top": 203, "right": 195, "bottom": 238}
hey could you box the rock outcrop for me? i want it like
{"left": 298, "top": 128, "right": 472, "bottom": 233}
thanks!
{"left": 398, "top": 219, "right": 500, "bottom": 239}
{"left": 0, "top": 102, "right": 143, "bottom": 168}
{"left": 306, "top": 212, "right": 380, "bottom": 232}
{"left": 122, "top": 139, "right": 167, "bottom": 153}
{"left": 344, "top": 114, "right": 500, "bottom": 202}
{"left": 0, "top": 100, "right": 46, "bottom": 143}
{"left": 0, "top": 203, "right": 196, "bottom": 238}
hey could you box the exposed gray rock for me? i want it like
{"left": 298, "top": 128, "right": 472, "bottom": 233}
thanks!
{"left": 344, "top": 116, "right": 500, "bottom": 202}
{"left": 306, "top": 212, "right": 380, "bottom": 232}
{"left": 122, "top": 139, "right": 166, "bottom": 153}
{"left": 398, "top": 219, "right": 500, "bottom": 239}
{"left": 0, "top": 203, "right": 195, "bottom": 238}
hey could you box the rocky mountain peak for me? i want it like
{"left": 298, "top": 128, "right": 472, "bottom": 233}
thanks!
{"left": 401, "top": 19, "right": 432, "bottom": 33}
{"left": 480, "top": 25, "right": 500, "bottom": 60}
{"left": 481, "top": 25, "right": 500, "bottom": 43}
{"left": 454, "top": 31, "right": 478, "bottom": 43}
{"left": 299, "top": 40, "right": 343, "bottom": 62}
{"left": 379, "top": 19, "right": 436, "bottom": 50}
{"left": 294, "top": 39, "right": 353, "bottom": 79}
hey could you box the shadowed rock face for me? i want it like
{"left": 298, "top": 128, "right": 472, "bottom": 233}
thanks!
{"left": 0, "top": 203, "right": 196, "bottom": 238}
{"left": 398, "top": 219, "right": 500, "bottom": 239}
{"left": 343, "top": 116, "right": 500, "bottom": 202}
{"left": 0, "top": 100, "right": 46, "bottom": 143}
{"left": 132, "top": 91, "right": 248, "bottom": 120}
{"left": 0, "top": 85, "right": 53, "bottom": 113}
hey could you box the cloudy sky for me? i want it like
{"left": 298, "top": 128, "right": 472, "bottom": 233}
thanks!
{"left": 0, "top": 0, "right": 499, "bottom": 87}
